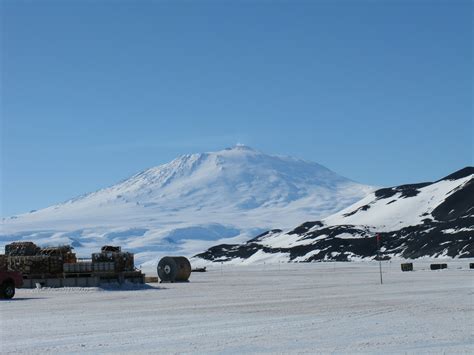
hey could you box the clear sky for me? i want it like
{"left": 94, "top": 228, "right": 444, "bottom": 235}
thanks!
{"left": 1, "top": 0, "right": 472, "bottom": 216}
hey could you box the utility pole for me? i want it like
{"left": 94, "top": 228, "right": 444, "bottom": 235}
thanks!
{"left": 377, "top": 234, "right": 383, "bottom": 285}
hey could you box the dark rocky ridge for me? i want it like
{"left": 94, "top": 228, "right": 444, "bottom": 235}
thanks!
{"left": 195, "top": 167, "right": 474, "bottom": 262}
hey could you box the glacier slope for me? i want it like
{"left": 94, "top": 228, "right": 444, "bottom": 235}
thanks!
{"left": 1, "top": 145, "right": 373, "bottom": 265}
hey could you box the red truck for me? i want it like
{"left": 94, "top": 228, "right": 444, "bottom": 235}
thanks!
{"left": 0, "top": 271, "right": 23, "bottom": 299}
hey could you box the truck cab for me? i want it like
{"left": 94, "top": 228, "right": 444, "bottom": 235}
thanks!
{"left": 0, "top": 271, "right": 23, "bottom": 299}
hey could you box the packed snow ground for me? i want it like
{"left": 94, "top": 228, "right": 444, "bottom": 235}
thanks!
{"left": 1, "top": 261, "right": 473, "bottom": 354}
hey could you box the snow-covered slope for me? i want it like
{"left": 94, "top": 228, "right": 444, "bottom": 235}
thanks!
{"left": 195, "top": 167, "right": 474, "bottom": 263}
{"left": 1, "top": 145, "right": 373, "bottom": 265}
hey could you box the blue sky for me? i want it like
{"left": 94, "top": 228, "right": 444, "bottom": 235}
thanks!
{"left": 1, "top": 0, "right": 472, "bottom": 216}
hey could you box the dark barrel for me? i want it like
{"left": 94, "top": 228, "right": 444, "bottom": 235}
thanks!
{"left": 401, "top": 263, "right": 413, "bottom": 272}
{"left": 157, "top": 256, "right": 191, "bottom": 282}
{"left": 430, "top": 263, "right": 447, "bottom": 270}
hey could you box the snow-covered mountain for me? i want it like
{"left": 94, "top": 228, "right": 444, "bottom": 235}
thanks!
{"left": 1, "top": 145, "right": 373, "bottom": 265}
{"left": 195, "top": 167, "right": 474, "bottom": 264}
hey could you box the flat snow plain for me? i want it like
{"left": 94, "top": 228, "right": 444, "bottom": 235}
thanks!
{"left": 1, "top": 261, "right": 473, "bottom": 354}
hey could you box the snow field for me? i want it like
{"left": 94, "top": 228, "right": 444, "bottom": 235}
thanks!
{"left": 1, "top": 260, "right": 473, "bottom": 354}
{"left": 325, "top": 174, "right": 473, "bottom": 231}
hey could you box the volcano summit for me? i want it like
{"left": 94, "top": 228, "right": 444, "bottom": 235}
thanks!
{"left": 1, "top": 145, "right": 373, "bottom": 265}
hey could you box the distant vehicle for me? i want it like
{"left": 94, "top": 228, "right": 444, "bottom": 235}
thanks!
{"left": 0, "top": 271, "right": 23, "bottom": 299}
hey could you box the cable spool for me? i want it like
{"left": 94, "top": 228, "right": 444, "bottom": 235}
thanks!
{"left": 157, "top": 256, "right": 191, "bottom": 282}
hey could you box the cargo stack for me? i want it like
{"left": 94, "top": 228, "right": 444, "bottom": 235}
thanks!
{"left": 4, "top": 242, "right": 76, "bottom": 277}
{"left": 1, "top": 242, "right": 144, "bottom": 288}
{"left": 39, "top": 245, "right": 77, "bottom": 263}
{"left": 5, "top": 242, "right": 40, "bottom": 256}
{"left": 92, "top": 246, "right": 135, "bottom": 272}
{"left": 8, "top": 255, "right": 52, "bottom": 276}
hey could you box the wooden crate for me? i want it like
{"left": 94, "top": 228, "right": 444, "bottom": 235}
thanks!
{"left": 144, "top": 276, "right": 158, "bottom": 283}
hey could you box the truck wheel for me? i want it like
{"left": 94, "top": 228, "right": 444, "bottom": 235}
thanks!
{"left": 0, "top": 281, "right": 15, "bottom": 299}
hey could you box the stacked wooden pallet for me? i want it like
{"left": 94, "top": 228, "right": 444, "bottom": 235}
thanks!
{"left": 7, "top": 255, "right": 60, "bottom": 275}
{"left": 4, "top": 242, "right": 76, "bottom": 276}
{"left": 5, "top": 242, "right": 40, "bottom": 256}
{"left": 39, "top": 245, "right": 77, "bottom": 264}
{"left": 92, "top": 251, "right": 134, "bottom": 272}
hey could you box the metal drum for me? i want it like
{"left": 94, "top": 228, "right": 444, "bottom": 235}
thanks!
{"left": 157, "top": 256, "right": 191, "bottom": 282}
